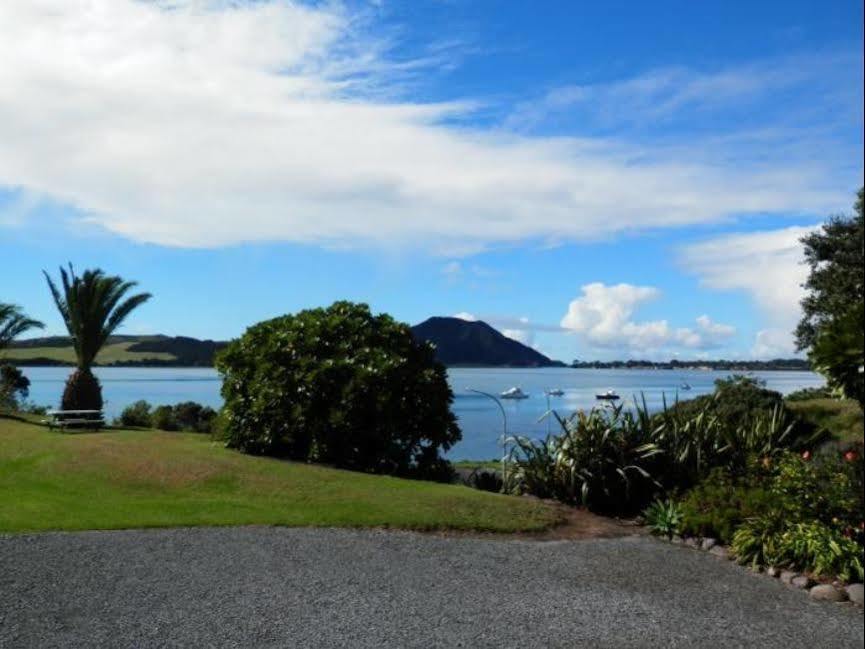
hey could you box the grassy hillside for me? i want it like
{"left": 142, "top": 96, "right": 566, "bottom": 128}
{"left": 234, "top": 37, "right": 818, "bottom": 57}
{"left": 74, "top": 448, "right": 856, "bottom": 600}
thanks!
{"left": 786, "top": 398, "right": 863, "bottom": 444}
{"left": 0, "top": 417, "right": 562, "bottom": 534}
{"left": 5, "top": 335, "right": 224, "bottom": 366}
{"left": 2, "top": 341, "right": 176, "bottom": 365}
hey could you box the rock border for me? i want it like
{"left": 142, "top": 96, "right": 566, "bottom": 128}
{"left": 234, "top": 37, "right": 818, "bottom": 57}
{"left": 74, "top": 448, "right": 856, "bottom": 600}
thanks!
{"left": 656, "top": 533, "right": 863, "bottom": 609}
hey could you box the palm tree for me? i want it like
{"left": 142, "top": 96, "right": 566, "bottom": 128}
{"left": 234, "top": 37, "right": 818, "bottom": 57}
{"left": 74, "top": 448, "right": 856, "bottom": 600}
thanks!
{"left": 0, "top": 303, "right": 44, "bottom": 352}
{"left": 44, "top": 265, "right": 151, "bottom": 410}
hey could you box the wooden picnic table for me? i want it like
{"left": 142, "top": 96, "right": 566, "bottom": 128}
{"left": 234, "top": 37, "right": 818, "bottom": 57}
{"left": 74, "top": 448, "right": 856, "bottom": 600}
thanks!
{"left": 45, "top": 409, "right": 105, "bottom": 430}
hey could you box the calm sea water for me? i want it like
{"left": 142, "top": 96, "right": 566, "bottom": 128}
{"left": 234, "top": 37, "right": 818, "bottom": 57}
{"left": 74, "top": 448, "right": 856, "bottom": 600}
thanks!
{"left": 19, "top": 366, "right": 824, "bottom": 460}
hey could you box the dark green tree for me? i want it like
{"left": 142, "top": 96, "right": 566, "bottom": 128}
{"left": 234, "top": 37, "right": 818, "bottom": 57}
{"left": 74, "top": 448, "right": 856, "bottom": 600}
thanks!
{"left": 809, "top": 305, "right": 864, "bottom": 407}
{"left": 44, "top": 265, "right": 151, "bottom": 410}
{"left": 0, "top": 364, "right": 31, "bottom": 412}
{"left": 217, "top": 301, "right": 461, "bottom": 479}
{"left": 0, "top": 303, "right": 43, "bottom": 413}
{"left": 795, "top": 187, "right": 864, "bottom": 350}
{"left": 795, "top": 188, "right": 864, "bottom": 407}
{"left": 0, "top": 303, "right": 44, "bottom": 351}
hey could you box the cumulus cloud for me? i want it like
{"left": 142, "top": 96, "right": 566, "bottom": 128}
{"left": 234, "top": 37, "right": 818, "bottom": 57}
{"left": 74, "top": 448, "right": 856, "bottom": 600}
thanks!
{"left": 452, "top": 312, "right": 477, "bottom": 321}
{"left": 560, "top": 283, "right": 735, "bottom": 352}
{"left": 679, "top": 225, "right": 818, "bottom": 357}
{"left": 0, "top": 1, "right": 854, "bottom": 251}
{"left": 752, "top": 328, "right": 799, "bottom": 359}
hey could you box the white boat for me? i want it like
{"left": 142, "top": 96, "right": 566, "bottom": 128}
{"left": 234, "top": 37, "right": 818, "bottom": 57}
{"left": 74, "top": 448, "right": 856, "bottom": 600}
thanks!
{"left": 680, "top": 382, "right": 692, "bottom": 391}
{"left": 546, "top": 388, "right": 565, "bottom": 396}
{"left": 500, "top": 386, "right": 529, "bottom": 400}
{"left": 595, "top": 389, "right": 620, "bottom": 400}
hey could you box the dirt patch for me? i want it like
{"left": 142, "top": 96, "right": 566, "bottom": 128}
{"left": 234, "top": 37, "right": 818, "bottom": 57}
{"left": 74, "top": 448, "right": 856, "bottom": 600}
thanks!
{"left": 526, "top": 501, "right": 645, "bottom": 541}
{"left": 428, "top": 497, "right": 645, "bottom": 542}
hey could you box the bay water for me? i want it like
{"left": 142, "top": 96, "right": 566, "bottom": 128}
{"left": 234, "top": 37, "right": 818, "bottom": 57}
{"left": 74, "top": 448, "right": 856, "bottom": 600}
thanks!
{"left": 19, "top": 366, "right": 824, "bottom": 460}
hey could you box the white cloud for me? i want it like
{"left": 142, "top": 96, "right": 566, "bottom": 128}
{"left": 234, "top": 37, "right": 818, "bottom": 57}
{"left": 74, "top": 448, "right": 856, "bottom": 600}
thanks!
{"left": 501, "top": 328, "right": 535, "bottom": 347}
{"left": 0, "top": 1, "right": 855, "bottom": 252}
{"left": 560, "top": 283, "right": 661, "bottom": 347}
{"left": 500, "top": 316, "right": 535, "bottom": 347}
{"left": 560, "top": 283, "right": 735, "bottom": 352}
{"left": 679, "top": 225, "right": 818, "bottom": 357}
{"left": 752, "top": 328, "right": 798, "bottom": 359}
{"left": 450, "top": 313, "right": 544, "bottom": 347}
{"left": 505, "top": 53, "right": 863, "bottom": 137}
{"left": 441, "top": 261, "right": 463, "bottom": 277}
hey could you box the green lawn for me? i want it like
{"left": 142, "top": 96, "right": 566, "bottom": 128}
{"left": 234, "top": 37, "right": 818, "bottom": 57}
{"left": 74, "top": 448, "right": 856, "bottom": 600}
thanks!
{"left": 786, "top": 398, "right": 863, "bottom": 444}
{"left": 2, "top": 342, "right": 175, "bottom": 365}
{"left": 0, "top": 417, "right": 562, "bottom": 534}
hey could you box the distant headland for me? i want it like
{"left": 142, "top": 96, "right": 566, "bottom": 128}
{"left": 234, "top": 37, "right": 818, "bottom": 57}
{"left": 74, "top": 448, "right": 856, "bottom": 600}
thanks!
{"left": 6, "top": 319, "right": 810, "bottom": 371}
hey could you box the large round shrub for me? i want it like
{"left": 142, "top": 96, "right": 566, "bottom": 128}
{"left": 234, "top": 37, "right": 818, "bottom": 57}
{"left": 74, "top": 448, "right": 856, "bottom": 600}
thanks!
{"left": 216, "top": 301, "right": 461, "bottom": 479}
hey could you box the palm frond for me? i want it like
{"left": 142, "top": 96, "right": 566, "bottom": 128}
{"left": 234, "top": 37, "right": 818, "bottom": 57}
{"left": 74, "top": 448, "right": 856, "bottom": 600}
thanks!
{"left": 0, "top": 303, "right": 45, "bottom": 350}
{"left": 43, "top": 264, "right": 151, "bottom": 368}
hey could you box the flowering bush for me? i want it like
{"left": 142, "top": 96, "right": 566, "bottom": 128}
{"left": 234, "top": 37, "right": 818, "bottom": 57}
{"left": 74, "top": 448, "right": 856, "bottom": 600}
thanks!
{"left": 216, "top": 301, "right": 460, "bottom": 480}
{"left": 729, "top": 446, "right": 864, "bottom": 582}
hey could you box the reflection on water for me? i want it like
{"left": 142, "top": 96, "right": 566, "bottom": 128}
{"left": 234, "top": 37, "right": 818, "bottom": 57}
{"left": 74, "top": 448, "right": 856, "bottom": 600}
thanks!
{"left": 20, "top": 366, "right": 824, "bottom": 460}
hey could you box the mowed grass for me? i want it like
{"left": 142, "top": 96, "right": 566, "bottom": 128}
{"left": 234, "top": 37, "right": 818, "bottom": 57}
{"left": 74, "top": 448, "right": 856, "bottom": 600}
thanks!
{"left": 0, "top": 417, "right": 562, "bottom": 534}
{"left": 787, "top": 398, "right": 864, "bottom": 444}
{"left": 2, "top": 342, "right": 175, "bottom": 365}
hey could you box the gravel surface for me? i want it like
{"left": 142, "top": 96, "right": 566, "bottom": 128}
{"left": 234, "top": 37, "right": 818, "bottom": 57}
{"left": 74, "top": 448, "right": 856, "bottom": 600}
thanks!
{"left": 1, "top": 528, "right": 862, "bottom": 648}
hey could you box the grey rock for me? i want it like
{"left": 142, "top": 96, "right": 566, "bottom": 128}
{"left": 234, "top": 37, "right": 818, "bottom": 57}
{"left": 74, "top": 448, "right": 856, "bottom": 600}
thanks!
{"left": 809, "top": 584, "right": 847, "bottom": 602}
{"left": 846, "top": 583, "right": 864, "bottom": 606}
{"left": 684, "top": 536, "right": 700, "bottom": 549}
{"left": 670, "top": 535, "right": 684, "bottom": 545}
{"left": 791, "top": 575, "right": 814, "bottom": 589}
{"left": 700, "top": 537, "right": 718, "bottom": 551}
{"left": 709, "top": 545, "right": 730, "bottom": 560}
{"left": 766, "top": 566, "right": 780, "bottom": 578}
{"left": 780, "top": 570, "right": 798, "bottom": 584}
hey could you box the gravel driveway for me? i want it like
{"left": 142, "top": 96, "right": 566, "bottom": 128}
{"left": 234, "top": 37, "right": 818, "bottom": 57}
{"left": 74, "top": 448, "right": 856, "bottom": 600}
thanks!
{"left": 1, "top": 527, "right": 861, "bottom": 648}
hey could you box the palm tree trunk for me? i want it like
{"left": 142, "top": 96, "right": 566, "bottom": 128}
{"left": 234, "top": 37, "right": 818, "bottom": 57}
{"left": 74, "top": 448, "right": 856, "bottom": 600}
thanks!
{"left": 61, "top": 368, "right": 103, "bottom": 411}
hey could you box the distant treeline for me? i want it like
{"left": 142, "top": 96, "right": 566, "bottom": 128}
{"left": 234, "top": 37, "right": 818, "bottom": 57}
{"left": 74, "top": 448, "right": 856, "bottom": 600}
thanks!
{"left": 570, "top": 358, "right": 811, "bottom": 371}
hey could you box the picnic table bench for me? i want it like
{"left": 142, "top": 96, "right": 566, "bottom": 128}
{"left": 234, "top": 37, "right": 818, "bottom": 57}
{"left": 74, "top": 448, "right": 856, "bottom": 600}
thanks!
{"left": 45, "top": 409, "right": 105, "bottom": 431}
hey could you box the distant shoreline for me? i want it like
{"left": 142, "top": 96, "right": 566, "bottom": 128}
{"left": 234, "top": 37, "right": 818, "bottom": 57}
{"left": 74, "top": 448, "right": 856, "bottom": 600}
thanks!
{"left": 10, "top": 361, "right": 814, "bottom": 372}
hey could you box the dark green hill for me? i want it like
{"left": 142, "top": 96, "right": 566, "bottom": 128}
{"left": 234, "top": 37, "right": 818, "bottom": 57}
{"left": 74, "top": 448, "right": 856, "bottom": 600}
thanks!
{"left": 411, "top": 317, "right": 562, "bottom": 367}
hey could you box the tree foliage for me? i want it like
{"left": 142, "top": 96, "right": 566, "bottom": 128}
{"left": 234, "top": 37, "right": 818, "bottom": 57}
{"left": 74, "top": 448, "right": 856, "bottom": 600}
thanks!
{"left": 795, "top": 187, "right": 863, "bottom": 351}
{"left": 0, "top": 303, "right": 43, "bottom": 351}
{"left": 794, "top": 188, "right": 864, "bottom": 407}
{"left": 44, "top": 265, "right": 151, "bottom": 410}
{"left": 216, "top": 301, "right": 461, "bottom": 479}
{"left": 809, "top": 305, "right": 865, "bottom": 407}
{"left": 0, "top": 364, "right": 31, "bottom": 412}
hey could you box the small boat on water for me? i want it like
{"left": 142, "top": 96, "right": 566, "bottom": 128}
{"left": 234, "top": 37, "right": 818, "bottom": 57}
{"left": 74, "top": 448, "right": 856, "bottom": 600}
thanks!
{"left": 500, "top": 386, "right": 529, "bottom": 400}
{"left": 595, "top": 389, "right": 620, "bottom": 400}
{"left": 680, "top": 382, "right": 692, "bottom": 391}
{"left": 546, "top": 388, "right": 565, "bottom": 396}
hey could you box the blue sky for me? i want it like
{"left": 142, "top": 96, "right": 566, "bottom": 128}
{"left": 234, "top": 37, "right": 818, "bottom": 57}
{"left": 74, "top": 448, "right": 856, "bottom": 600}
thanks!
{"left": 1, "top": 0, "right": 862, "bottom": 361}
